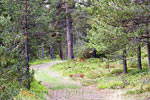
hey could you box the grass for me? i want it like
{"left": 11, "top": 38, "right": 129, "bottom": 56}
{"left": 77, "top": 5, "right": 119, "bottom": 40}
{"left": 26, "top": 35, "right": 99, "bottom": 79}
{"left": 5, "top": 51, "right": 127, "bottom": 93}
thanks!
{"left": 30, "top": 58, "right": 54, "bottom": 65}
{"left": 52, "top": 58, "right": 150, "bottom": 98}
{"left": 52, "top": 58, "right": 104, "bottom": 76}
{"left": 98, "top": 80, "right": 123, "bottom": 89}
{"left": 33, "top": 63, "right": 80, "bottom": 90}
{"left": 50, "top": 85, "right": 80, "bottom": 90}
{"left": 30, "top": 57, "right": 62, "bottom": 66}
{"left": 15, "top": 80, "right": 48, "bottom": 100}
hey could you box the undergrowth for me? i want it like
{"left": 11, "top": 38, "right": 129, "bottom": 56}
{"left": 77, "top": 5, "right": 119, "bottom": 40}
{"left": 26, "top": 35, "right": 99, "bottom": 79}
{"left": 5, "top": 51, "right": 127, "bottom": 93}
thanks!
{"left": 52, "top": 58, "right": 150, "bottom": 97}
{"left": 14, "top": 80, "right": 48, "bottom": 100}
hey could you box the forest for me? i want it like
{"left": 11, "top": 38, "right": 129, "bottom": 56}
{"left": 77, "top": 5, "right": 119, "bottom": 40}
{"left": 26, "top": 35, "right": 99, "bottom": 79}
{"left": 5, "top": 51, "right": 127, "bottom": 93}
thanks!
{"left": 1, "top": 0, "right": 150, "bottom": 100}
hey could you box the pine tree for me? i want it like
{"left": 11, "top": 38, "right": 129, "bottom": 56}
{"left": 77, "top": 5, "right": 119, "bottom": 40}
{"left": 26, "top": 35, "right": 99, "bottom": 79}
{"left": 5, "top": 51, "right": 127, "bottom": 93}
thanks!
{"left": 82, "top": 0, "right": 150, "bottom": 72}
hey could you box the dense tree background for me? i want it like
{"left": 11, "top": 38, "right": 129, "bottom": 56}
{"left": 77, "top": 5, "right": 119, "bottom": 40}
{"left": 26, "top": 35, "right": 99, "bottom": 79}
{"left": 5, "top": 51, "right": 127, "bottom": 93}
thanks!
{"left": 1, "top": 0, "right": 150, "bottom": 99}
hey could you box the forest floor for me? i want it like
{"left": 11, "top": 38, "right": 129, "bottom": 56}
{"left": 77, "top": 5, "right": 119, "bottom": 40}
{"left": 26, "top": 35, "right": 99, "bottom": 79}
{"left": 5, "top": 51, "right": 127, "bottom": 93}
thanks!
{"left": 31, "top": 61, "right": 132, "bottom": 100}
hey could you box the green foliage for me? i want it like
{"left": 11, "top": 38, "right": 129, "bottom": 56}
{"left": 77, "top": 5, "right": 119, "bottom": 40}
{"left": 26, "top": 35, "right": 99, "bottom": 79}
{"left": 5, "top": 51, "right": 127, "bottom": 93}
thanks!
{"left": 0, "top": 16, "right": 10, "bottom": 28}
{"left": 15, "top": 80, "right": 48, "bottom": 100}
{"left": 110, "top": 68, "right": 123, "bottom": 75}
{"left": 30, "top": 58, "right": 53, "bottom": 65}
{"left": 79, "top": 0, "right": 150, "bottom": 59}
{"left": 0, "top": 65, "right": 35, "bottom": 99}
{"left": 0, "top": 0, "right": 53, "bottom": 99}
{"left": 74, "top": 45, "right": 93, "bottom": 58}
{"left": 1, "top": 0, "right": 150, "bottom": 99}
{"left": 0, "top": 43, "right": 26, "bottom": 99}
{"left": 98, "top": 81, "right": 123, "bottom": 89}
{"left": 0, "top": 82, "right": 23, "bottom": 100}
{"left": 52, "top": 58, "right": 102, "bottom": 76}
{"left": 52, "top": 58, "right": 150, "bottom": 94}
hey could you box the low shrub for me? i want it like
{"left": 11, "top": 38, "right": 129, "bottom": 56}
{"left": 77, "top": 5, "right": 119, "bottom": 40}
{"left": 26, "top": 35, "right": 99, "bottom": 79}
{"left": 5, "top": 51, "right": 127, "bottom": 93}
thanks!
{"left": 15, "top": 80, "right": 48, "bottom": 100}
{"left": 110, "top": 68, "right": 123, "bottom": 75}
{"left": 98, "top": 81, "right": 124, "bottom": 89}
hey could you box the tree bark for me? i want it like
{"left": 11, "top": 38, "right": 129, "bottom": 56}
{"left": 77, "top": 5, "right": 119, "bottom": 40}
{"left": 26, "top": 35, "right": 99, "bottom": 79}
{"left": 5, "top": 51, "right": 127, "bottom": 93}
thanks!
{"left": 66, "top": 3, "right": 74, "bottom": 59}
{"left": 137, "top": 45, "right": 142, "bottom": 70}
{"left": 24, "top": 0, "right": 30, "bottom": 90}
{"left": 50, "top": 43, "right": 54, "bottom": 59}
{"left": 147, "top": 42, "right": 150, "bottom": 72}
{"left": 59, "top": 43, "right": 63, "bottom": 60}
{"left": 40, "top": 29, "right": 45, "bottom": 59}
{"left": 123, "top": 49, "right": 128, "bottom": 74}
{"left": 41, "top": 42, "right": 44, "bottom": 59}
{"left": 107, "top": 59, "right": 110, "bottom": 72}
{"left": 92, "top": 48, "right": 97, "bottom": 58}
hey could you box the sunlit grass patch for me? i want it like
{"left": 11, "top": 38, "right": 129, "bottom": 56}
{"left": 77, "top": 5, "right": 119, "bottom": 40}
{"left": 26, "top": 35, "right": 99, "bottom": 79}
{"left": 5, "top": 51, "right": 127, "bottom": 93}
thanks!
{"left": 33, "top": 61, "right": 80, "bottom": 92}
{"left": 30, "top": 58, "right": 52, "bottom": 65}
{"left": 50, "top": 84, "right": 80, "bottom": 90}
{"left": 98, "top": 81, "right": 124, "bottom": 89}
{"left": 52, "top": 58, "right": 103, "bottom": 76}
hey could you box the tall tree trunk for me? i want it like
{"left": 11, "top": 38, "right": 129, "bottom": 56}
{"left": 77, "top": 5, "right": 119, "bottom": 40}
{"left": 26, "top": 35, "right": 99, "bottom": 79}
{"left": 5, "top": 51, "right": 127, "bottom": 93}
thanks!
{"left": 41, "top": 42, "right": 44, "bottom": 59}
{"left": 59, "top": 43, "right": 63, "bottom": 60}
{"left": 137, "top": 45, "right": 142, "bottom": 70}
{"left": 123, "top": 49, "right": 128, "bottom": 74}
{"left": 147, "top": 42, "right": 150, "bottom": 72}
{"left": 24, "top": 0, "right": 30, "bottom": 90}
{"left": 38, "top": 49, "right": 40, "bottom": 59}
{"left": 92, "top": 48, "right": 97, "bottom": 58}
{"left": 50, "top": 43, "right": 54, "bottom": 59}
{"left": 107, "top": 58, "right": 110, "bottom": 72}
{"left": 66, "top": 3, "right": 74, "bottom": 59}
{"left": 41, "top": 29, "right": 44, "bottom": 59}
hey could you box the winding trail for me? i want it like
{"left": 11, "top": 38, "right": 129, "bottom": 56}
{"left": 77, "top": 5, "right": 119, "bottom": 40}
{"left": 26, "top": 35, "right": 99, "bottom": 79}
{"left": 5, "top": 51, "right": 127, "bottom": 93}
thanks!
{"left": 31, "top": 61, "right": 126, "bottom": 100}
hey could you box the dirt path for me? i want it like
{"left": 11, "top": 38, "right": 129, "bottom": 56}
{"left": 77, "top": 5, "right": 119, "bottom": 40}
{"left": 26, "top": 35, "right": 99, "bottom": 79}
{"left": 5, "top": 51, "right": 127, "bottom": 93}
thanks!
{"left": 31, "top": 61, "right": 126, "bottom": 100}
